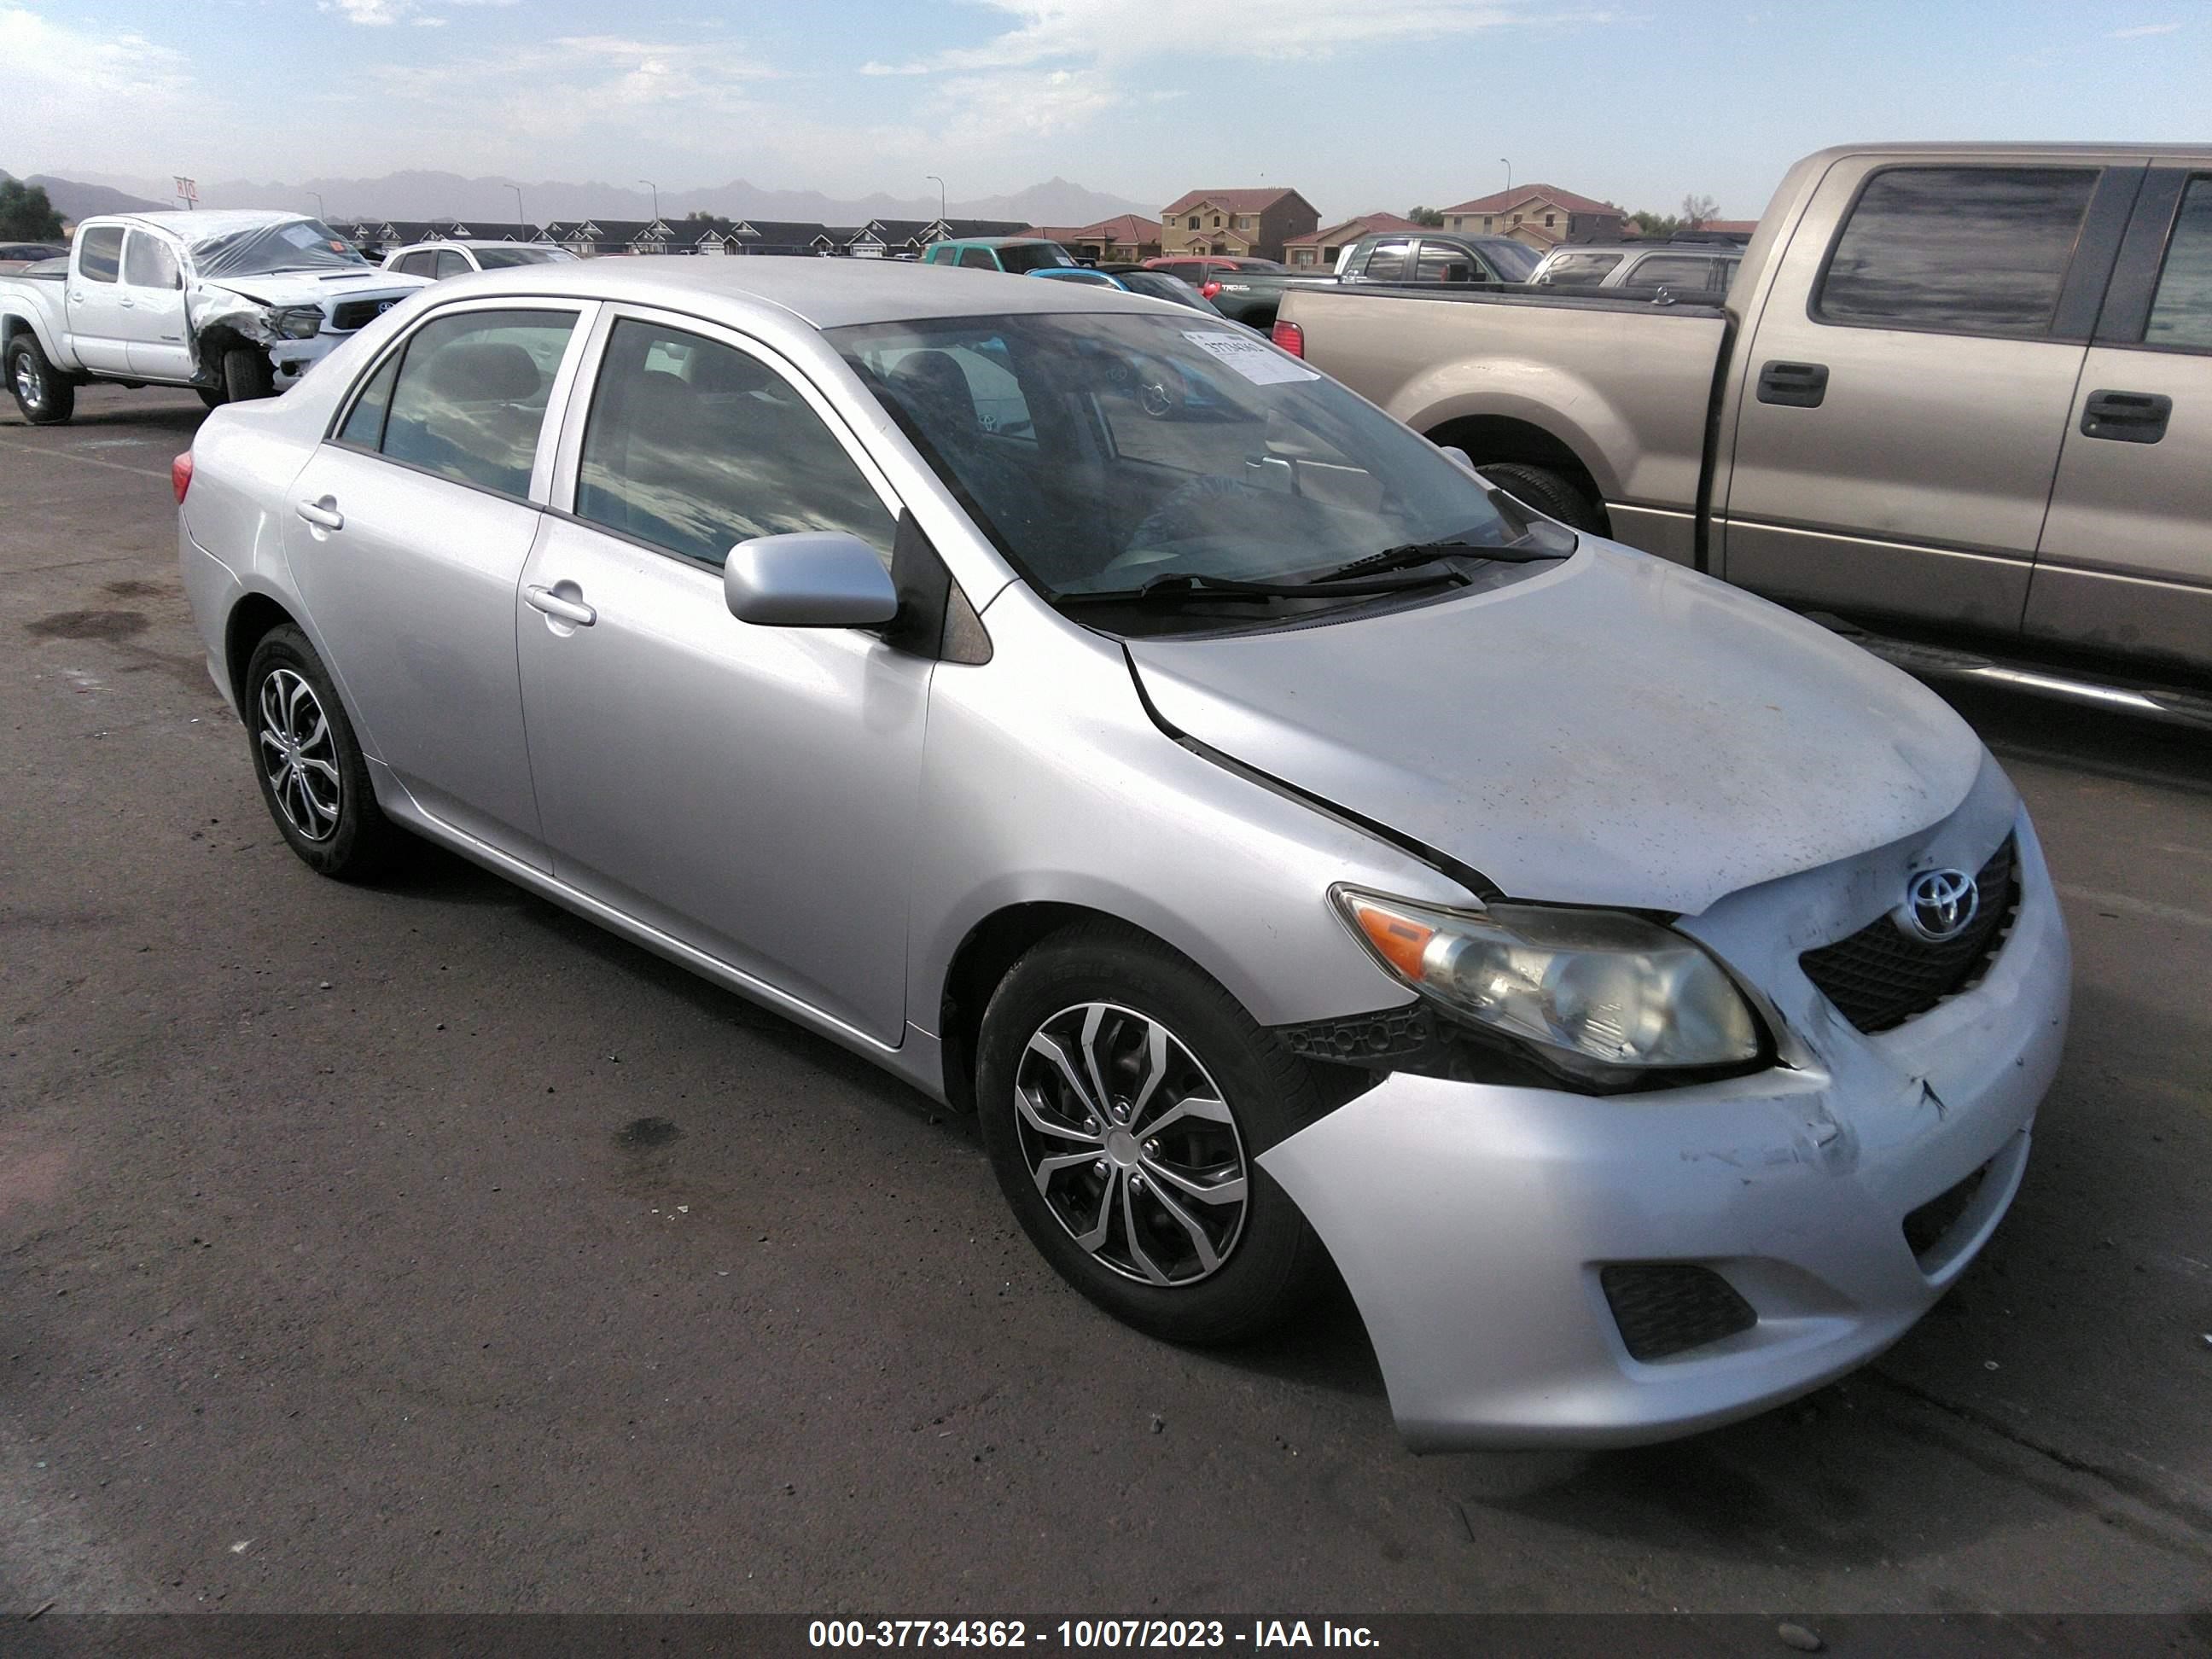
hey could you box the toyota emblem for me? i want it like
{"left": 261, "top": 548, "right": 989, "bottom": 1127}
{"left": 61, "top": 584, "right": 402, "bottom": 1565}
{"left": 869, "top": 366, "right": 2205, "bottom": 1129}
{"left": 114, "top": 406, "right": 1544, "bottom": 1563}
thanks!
{"left": 1895, "top": 868, "right": 1979, "bottom": 943}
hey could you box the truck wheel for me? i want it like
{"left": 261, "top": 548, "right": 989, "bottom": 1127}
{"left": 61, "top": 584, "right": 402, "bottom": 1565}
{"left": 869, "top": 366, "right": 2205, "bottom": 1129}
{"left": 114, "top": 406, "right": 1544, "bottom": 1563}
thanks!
{"left": 222, "top": 347, "right": 276, "bottom": 404}
{"left": 1475, "top": 462, "right": 1603, "bottom": 533}
{"left": 7, "top": 335, "right": 75, "bottom": 425}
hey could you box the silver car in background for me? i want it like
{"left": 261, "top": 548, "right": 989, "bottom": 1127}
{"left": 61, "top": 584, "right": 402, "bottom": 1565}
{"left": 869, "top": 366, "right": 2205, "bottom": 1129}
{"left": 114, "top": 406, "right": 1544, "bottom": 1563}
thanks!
{"left": 174, "top": 259, "right": 2069, "bottom": 1450}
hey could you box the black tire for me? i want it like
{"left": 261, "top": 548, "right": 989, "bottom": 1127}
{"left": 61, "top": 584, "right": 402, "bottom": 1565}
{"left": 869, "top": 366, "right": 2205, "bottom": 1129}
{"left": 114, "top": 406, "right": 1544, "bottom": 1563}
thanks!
{"left": 975, "top": 921, "right": 1330, "bottom": 1345}
{"left": 6, "top": 334, "right": 75, "bottom": 425}
{"left": 221, "top": 346, "right": 275, "bottom": 404}
{"left": 1473, "top": 460, "right": 1604, "bottom": 533}
{"left": 242, "top": 624, "right": 397, "bottom": 879}
{"left": 196, "top": 384, "right": 228, "bottom": 410}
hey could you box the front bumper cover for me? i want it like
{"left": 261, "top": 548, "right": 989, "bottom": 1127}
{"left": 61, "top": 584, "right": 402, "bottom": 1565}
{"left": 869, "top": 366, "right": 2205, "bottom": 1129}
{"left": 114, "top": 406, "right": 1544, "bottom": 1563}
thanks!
{"left": 1260, "top": 800, "right": 2069, "bottom": 1450}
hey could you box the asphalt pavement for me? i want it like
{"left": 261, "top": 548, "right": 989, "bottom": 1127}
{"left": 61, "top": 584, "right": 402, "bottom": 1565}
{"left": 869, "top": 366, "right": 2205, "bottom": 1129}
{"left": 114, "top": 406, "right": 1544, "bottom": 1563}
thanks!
{"left": 3, "top": 387, "right": 2208, "bottom": 1619}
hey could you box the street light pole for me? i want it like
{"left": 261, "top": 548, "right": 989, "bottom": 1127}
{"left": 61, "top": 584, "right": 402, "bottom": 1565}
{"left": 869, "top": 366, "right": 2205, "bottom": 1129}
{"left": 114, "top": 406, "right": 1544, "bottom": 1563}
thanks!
{"left": 637, "top": 178, "right": 660, "bottom": 228}
{"left": 311, "top": 190, "right": 327, "bottom": 222}
{"left": 927, "top": 174, "right": 946, "bottom": 224}
{"left": 1501, "top": 159, "right": 1512, "bottom": 200}
{"left": 509, "top": 183, "right": 524, "bottom": 231}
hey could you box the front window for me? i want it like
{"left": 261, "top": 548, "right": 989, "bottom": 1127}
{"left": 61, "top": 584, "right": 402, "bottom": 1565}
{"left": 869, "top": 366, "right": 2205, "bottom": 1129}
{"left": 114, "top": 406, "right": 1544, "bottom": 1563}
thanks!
{"left": 834, "top": 312, "right": 1554, "bottom": 631}
{"left": 997, "top": 242, "right": 1075, "bottom": 272}
{"left": 191, "top": 218, "right": 369, "bottom": 280}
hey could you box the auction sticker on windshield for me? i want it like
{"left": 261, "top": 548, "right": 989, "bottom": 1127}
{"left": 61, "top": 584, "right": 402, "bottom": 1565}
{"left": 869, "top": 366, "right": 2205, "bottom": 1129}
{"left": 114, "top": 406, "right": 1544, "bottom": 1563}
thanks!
{"left": 1182, "top": 329, "right": 1318, "bottom": 384}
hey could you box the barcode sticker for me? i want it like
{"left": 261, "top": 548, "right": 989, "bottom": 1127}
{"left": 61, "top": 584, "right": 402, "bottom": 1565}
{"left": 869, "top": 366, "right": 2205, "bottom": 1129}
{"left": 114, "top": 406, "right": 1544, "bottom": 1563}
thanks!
{"left": 1182, "top": 330, "right": 1319, "bottom": 384}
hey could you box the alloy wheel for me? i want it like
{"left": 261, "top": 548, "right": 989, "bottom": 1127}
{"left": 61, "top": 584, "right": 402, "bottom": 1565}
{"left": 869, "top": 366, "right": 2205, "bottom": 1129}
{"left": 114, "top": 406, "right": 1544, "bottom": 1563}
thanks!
{"left": 257, "top": 667, "right": 342, "bottom": 842}
{"left": 14, "top": 350, "right": 43, "bottom": 407}
{"left": 1012, "top": 1002, "right": 1250, "bottom": 1286}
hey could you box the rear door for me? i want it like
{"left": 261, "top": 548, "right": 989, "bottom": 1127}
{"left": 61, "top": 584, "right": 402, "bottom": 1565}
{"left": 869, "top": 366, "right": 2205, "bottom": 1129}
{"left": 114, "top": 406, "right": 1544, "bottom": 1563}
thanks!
{"left": 66, "top": 226, "right": 131, "bottom": 372}
{"left": 281, "top": 298, "right": 595, "bottom": 865}
{"left": 119, "top": 230, "right": 192, "bottom": 381}
{"left": 2029, "top": 167, "right": 2212, "bottom": 676}
{"left": 1720, "top": 158, "right": 2137, "bottom": 638}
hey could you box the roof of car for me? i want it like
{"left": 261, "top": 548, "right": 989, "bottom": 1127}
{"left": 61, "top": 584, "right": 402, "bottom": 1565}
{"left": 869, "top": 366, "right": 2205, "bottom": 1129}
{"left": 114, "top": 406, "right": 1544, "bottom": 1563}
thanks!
{"left": 103, "top": 210, "right": 320, "bottom": 239}
{"left": 426, "top": 253, "right": 1171, "bottom": 329}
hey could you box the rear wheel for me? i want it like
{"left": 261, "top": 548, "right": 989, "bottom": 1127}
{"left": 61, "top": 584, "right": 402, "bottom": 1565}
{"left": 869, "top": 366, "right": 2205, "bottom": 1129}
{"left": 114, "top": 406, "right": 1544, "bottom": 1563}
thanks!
{"left": 221, "top": 346, "right": 275, "bottom": 404}
{"left": 1474, "top": 461, "right": 1603, "bottom": 533}
{"left": 7, "top": 335, "right": 75, "bottom": 425}
{"left": 975, "top": 923, "right": 1330, "bottom": 1344}
{"left": 242, "top": 625, "right": 397, "bottom": 879}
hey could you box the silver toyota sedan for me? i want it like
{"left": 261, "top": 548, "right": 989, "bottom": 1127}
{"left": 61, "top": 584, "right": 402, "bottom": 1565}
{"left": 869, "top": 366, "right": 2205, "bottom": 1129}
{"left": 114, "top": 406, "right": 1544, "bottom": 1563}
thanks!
{"left": 173, "top": 259, "right": 2070, "bottom": 1450}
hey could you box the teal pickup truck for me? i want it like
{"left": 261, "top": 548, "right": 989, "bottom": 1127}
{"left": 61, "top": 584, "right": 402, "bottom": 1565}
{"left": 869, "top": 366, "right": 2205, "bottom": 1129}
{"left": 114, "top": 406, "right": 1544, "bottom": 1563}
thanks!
{"left": 921, "top": 236, "right": 1079, "bottom": 273}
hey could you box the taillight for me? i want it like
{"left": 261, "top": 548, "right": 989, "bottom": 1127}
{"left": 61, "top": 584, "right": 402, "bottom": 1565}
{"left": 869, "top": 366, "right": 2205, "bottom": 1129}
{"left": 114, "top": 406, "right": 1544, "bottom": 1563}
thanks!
{"left": 1200, "top": 280, "right": 1222, "bottom": 300}
{"left": 171, "top": 451, "right": 194, "bottom": 504}
{"left": 1271, "top": 320, "right": 1305, "bottom": 358}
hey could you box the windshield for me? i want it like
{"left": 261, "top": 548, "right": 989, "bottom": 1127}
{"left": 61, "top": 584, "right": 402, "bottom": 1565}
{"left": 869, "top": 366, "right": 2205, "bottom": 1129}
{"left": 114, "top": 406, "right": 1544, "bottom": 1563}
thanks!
{"left": 998, "top": 242, "right": 1076, "bottom": 273}
{"left": 191, "top": 218, "right": 368, "bottom": 279}
{"left": 472, "top": 246, "right": 572, "bottom": 268}
{"left": 832, "top": 311, "right": 1540, "bottom": 610}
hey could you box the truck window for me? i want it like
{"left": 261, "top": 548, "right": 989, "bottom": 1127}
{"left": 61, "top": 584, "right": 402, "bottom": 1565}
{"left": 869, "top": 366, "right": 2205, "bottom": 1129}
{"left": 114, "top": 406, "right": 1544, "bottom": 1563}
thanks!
{"left": 1816, "top": 165, "right": 2098, "bottom": 338}
{"left": 959, "top": 248, "right": 997, "bottom": 271}
{"left": 1621, "top": 253, "right": 1716, "bottom": 291}
{"left": 2145, "top": 175, "right": 2212, "bottom": 352}
{"left": 1539, "top": 250, "right": 1622, "bottom": 285}
{"left": 1362, "top": 242, "right": 1413, "bottom": 282}
{"left": 1415, "top": 242, "right": 1473, "bottom": 283}
{"left": 78, "top": 226, "right": 124, "bottom": 283}
{"left": 122, "top": 233, "right": 180, "bottom": 289}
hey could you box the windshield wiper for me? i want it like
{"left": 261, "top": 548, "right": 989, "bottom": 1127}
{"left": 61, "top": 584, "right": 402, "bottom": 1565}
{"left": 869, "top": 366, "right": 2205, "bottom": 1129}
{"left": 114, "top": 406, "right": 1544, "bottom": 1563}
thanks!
{"left": 1057, "top": 568, "right": 1460, "bottom": 606}
{"left": 1312, "top": 535, "right": 1561, "bottom": 585}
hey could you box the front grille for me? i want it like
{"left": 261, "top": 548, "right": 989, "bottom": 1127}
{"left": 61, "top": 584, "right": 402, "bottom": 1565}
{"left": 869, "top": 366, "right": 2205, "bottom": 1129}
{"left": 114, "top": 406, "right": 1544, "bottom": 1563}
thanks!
{"left": 1800, "top": 837, "right": 2018, "bottom": 1034}
{"left": 1600, "top": 1264, "right": 1756, "bottom": 1362}
{"left": 329, "top": 298, "right": 395, "bottom": 332}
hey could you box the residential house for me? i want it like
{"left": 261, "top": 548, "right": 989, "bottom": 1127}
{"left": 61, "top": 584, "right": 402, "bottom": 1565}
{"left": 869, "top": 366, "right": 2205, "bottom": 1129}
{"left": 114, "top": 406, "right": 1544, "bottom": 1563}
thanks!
{"left": 1017, "top": 213, "right": 1161, "bottom": 263}
{"left": 847, "top": 216, "right": 1027, "bottom": 258}
{"left": 1438, "top": 185, "right": 1624, "bottom": 251}
{"left": 1158, "top": 189, "right": 1319, "bottom": 263}
{"left": 1282, "top": 212, "right": 1428, "bottom": 269}
{"left": 731, "top": 219, "right": 841, "bottom": 255}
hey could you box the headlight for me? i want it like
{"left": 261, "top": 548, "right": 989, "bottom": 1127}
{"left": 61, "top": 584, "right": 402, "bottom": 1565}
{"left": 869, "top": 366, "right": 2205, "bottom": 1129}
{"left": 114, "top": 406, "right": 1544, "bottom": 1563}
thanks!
{"left": 269, "top": 306, "right": 323, "bottom": 340}
{"left": 1333, "top": 887, "right": 1761, "bottom": 1074}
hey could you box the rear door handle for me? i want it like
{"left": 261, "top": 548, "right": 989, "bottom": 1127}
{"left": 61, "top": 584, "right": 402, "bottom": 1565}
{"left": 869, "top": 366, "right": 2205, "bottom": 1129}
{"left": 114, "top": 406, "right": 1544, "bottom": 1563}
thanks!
{"left": 525, "top": 584, "right": 597, "bottom": 626}
{"left": 294, "top": 497, "right": 344, "bottom": 531}
{"left": 1756, "top": 360, "right": 1829, "bottom": 407}
{"left": 2081, "top": 388, "right": 2171, "bottom": 445}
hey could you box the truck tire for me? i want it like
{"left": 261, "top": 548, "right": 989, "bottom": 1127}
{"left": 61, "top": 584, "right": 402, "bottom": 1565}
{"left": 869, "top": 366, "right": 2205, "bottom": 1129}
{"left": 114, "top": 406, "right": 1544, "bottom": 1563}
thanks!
{"left": 222, "top": 347, "right": 276, "bottom": 404}
{"left": 7, "top": 334, "right": 75, "bottom": 425}
{"left": 196, "top": 385, "right": 228, "bottom": 410}
{"left": 1474, "top": 462, "right": 1602, "bottom": 533}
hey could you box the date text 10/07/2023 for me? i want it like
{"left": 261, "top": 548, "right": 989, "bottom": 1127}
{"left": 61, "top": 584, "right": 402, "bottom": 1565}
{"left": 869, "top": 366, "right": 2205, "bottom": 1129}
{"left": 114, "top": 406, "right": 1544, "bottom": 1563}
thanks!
{"left": 807, "top": 1621, "right": 1381, "bottom": 1650}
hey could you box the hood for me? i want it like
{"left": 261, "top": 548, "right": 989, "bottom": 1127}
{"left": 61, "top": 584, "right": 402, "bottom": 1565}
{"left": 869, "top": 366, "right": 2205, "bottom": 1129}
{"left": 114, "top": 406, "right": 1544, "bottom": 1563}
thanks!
{"left": 196, "top": 269, "right": 429, "bottom": 308}
{"left": 1124, "top": 543, "right": 1984, "bottom": 916}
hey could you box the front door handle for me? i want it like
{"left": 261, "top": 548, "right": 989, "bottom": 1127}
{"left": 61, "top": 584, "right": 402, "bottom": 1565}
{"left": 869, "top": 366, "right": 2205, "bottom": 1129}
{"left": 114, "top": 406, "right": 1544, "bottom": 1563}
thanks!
{"left": 525, "top": 584, "right": 597, "bottom": 627}
{"left": 294, "top": 497, "right": 344, "bottom": 531}
{"left": 2081, "top": 388, "right": 2171, "bottom": 445}
{"left": 1756, "top": 360, "right": 1829, "bottom": 407}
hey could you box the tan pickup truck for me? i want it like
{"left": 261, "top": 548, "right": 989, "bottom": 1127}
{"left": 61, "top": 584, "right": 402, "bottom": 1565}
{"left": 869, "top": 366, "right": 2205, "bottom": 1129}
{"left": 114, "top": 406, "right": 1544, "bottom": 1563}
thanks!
{"left": 1277, "top": 143, "right": 2212, "bottom": 711}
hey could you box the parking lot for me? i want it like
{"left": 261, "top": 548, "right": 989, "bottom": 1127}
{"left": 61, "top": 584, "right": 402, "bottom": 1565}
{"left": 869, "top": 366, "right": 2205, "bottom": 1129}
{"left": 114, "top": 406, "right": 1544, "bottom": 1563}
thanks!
{"left": 2, "top": 385, "right": 2208, "bottom": 1617}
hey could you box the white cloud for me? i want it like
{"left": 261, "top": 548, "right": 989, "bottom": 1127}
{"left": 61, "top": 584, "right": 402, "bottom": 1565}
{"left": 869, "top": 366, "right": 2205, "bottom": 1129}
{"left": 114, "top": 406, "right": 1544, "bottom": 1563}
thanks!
{"left": 321, "top": 0, "right": 405, "bottom": 22}
{"left": 0, "top": 6, "right": 195, "bottom": 170}
{"left": 2108, "top": 20, "right": 2180, "bottom": 37}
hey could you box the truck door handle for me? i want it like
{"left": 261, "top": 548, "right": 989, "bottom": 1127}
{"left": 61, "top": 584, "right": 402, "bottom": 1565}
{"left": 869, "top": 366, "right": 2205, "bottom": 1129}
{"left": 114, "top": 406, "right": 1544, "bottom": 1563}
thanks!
{"left": 525, "top": 584, "right": 597, "bottom": 627}
{"left": 1756, "top": 360, "right": 1829, "bottom": 408}
{"left": 294, "top": 497, "right": 344, "bottom": 532}
{"left": 2081, "top": 389, "right": 2171, "bottom": 445}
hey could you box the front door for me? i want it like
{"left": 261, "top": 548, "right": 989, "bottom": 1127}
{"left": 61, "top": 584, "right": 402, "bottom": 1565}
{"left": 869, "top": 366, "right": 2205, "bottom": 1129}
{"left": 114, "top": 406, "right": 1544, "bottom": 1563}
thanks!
{"left": 2029, "top": 169, "right": 2212, "bottom": 677}
{"left": 66, "top": 225, "right": 131, "bottom": 373}
{"left": 517, "top": 311, "right": 931, "bottom": 1044}
{"left": 280, "top": 300, "right": 591, "bottom": 866}
{"left": 1720, "top": 159, "right": 2129, "bottom": 638}
{"left": 119, "top": 231, "right": 192, "bottom": 381}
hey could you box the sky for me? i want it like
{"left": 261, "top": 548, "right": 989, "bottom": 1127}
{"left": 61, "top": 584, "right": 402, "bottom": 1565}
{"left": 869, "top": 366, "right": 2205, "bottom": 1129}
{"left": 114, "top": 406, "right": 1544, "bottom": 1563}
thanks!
{"left": 3, "top": 1, "right": 2209, "bottom": 222}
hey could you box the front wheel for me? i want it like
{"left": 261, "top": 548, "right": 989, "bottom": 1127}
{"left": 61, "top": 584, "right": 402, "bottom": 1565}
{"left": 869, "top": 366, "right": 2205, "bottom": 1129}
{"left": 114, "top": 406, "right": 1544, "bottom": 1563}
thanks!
{"left": 7, "top": 335, "right": 75, "bottom": 425}
{"left": 1471, "top": 461, "right": 1604, "bottom": 533}
{"left": 242, "top": 625, "right": 397, "bottom": 879}
{"left": 222, "top": 346, "right": 275, "bottom": 404}
{"left": 975, "top": 923, "right": 1330, "bottom": 1344}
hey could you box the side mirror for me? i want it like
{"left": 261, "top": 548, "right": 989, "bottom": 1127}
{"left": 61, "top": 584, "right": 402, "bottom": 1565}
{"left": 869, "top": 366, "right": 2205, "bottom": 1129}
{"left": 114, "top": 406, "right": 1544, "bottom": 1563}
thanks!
{"left": 724, "top": 531, "right": 899, "bottom": 628}
{"left": 1439, "top": 445, "right": 1476, "bottom": 472}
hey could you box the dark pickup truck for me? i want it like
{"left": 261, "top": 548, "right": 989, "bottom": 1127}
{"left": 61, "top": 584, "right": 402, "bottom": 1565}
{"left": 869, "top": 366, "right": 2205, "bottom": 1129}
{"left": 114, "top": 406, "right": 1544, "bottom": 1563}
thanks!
{"left": 1205, "top": 230, "right": 1540, "bottom": 328}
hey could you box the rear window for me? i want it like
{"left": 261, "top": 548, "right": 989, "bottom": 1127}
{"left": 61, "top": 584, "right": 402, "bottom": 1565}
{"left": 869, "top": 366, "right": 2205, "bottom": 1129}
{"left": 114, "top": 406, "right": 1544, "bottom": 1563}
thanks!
{"left": 2145, "top": 175, "right": 2212, "bottom": 352}
{"left": 1621, "top": 253, "right": 1718, "bottom": 291}
{"left": 998, "top": 242, "right": 1074, "bottom": 273}
{"left": 370, "top": 309, "right": 577, "bottom": 498}
{"left": 1359, "top": 241, "right": 1413, "bottom": 281}
{"left": 1816, "top": 166, "right": 2098, "bottom": 337}
{"left": 1538, "top": 250, "right": 1623, "bottom": 285}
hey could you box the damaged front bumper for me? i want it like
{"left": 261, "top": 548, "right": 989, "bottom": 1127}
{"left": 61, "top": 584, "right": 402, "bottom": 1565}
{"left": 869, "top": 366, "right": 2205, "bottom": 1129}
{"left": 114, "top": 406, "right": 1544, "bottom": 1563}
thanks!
{"left": 1260, "top": 800, "right": 2069, "bottom": 1451}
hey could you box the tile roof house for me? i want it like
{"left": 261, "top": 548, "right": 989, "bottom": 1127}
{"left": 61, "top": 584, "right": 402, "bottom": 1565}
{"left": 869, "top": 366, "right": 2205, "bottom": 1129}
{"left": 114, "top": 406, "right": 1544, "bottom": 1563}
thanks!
{"left": 1158, "top": 188, "right": 1319, "bottom": 263}
{"left": 1439, "top": 184, "right": 1624, "bottom": 251}
{"left": 1282, "top": 212, "right": 1429, "bottom": 269}
{"left": 1017, "top": 213, "right": 1162, "bottom": 263}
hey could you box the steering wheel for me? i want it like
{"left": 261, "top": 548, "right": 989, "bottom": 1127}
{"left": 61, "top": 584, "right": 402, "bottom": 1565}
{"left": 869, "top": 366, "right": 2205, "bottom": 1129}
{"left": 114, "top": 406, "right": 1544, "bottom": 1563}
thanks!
{"left": 1124, "top": 474, "right": 1269, "bottom": 556}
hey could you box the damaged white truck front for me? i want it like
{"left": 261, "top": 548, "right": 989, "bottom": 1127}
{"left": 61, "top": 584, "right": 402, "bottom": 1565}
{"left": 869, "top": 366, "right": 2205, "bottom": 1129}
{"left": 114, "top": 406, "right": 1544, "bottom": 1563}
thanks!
{"left": 0, "top": 211, "right": 429, "bottom": 426}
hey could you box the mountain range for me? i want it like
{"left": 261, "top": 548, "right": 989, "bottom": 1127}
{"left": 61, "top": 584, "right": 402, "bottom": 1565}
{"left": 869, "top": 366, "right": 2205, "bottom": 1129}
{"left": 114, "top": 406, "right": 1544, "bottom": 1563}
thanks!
{"left": 10, "top": 169, "right": 1154, "bottom": 230}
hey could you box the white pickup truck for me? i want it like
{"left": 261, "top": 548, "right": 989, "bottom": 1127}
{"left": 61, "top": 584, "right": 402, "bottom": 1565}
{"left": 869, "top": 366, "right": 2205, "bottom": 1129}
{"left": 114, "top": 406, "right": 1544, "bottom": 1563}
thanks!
{"left": 0, "top": 210, "right": 428, "bottom": 425}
